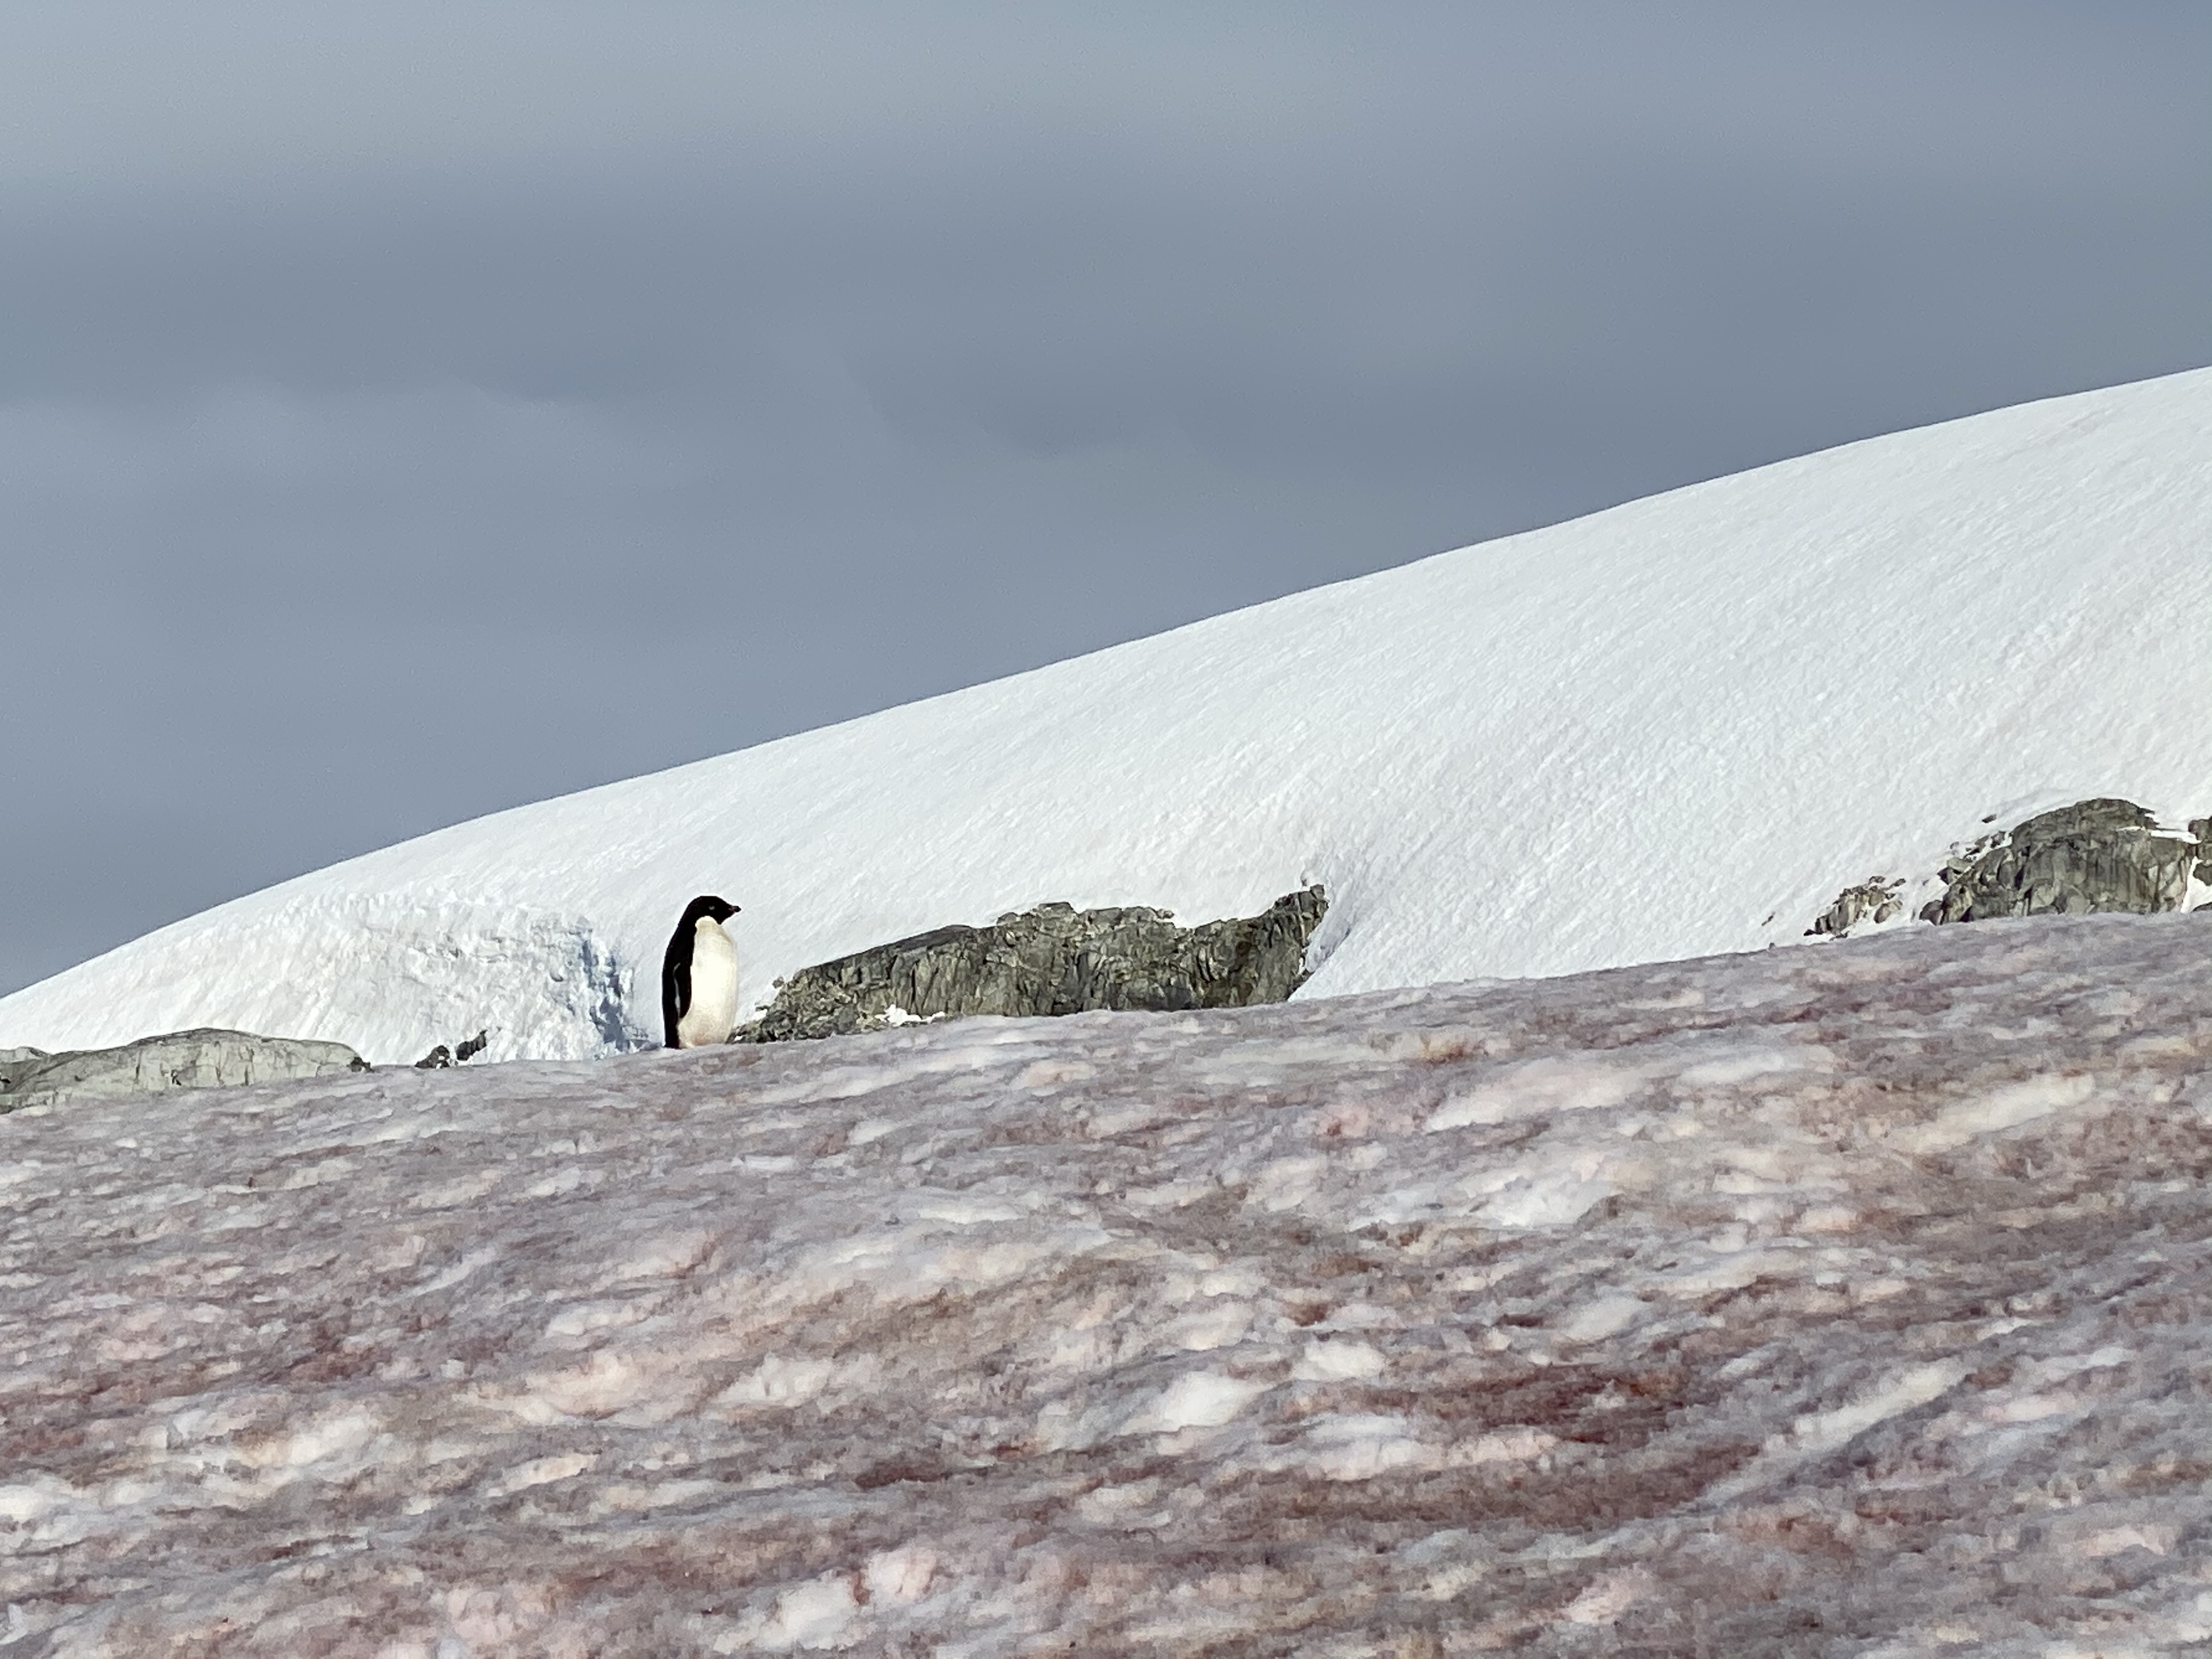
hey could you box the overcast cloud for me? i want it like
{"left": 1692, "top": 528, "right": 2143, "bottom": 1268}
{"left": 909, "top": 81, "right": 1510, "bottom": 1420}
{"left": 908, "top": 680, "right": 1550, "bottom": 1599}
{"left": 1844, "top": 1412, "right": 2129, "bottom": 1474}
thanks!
{"left": 4, "top": 2, "right": 2210, "bottom": 996}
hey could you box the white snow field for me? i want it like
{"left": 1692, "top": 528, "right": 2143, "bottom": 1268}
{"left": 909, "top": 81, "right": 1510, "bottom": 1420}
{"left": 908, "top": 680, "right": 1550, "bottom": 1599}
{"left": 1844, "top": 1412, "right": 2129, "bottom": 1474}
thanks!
{"left": 5, "top": 366, "right": 2212, "bottom": 1063}
{"left": 9, "top": 913, "right": 2212, "bottom": 1654}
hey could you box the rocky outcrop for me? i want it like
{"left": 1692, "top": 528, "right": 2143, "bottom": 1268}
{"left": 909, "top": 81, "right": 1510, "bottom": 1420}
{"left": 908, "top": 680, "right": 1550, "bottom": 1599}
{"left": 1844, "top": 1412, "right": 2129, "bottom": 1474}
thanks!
{"left": 1805, "top": 875, "right": 1905, "bottom": 937}
{"left": 0, "top": 1028, "right": 368, "bottom": 1115}
{"left": 0, "top": 1046, "right": 53, "bottom": 1099}
{"left": 1919, "top": 798, "right": 2199, "bottom": 924}
{"left": 741, "top": 886, "right": 1328, "bottom": 1043}
{"left": 415, "top": 1030, "right": 489, "bottom": 1069}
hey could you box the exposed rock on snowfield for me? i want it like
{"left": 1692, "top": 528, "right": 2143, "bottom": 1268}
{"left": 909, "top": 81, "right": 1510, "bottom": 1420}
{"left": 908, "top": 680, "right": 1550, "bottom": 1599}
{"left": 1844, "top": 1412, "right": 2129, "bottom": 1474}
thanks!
{"left": 0, "top": 1046, "right": 51, "bottom": 1095}
{"left": 12, "top": 915, "right": 2212, "bottom": 1654}
{"left": 1802, "top": 798, "right": 2212, "bottom": 940}
{"left": 415, "top": 1030, "right": 492, "bottom": 1070}
{"left": 0, "top": 1026, "right": 364, "bottom": 1115}
{"left": 1921, "top": 798, "right": 2200, "bottom": 925}
{"left": 1804, "top": 876, "right": 1905, "bottom": 938}
{"left": 742, "top": 887, "right": 1328, "bottom": 1043}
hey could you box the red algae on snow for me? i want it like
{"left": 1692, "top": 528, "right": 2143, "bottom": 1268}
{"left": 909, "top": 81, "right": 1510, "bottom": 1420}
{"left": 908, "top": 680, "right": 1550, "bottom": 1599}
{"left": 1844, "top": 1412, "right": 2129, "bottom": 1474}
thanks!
{"left": 8, "top": 913, "right": 2212, "bottom": 1654}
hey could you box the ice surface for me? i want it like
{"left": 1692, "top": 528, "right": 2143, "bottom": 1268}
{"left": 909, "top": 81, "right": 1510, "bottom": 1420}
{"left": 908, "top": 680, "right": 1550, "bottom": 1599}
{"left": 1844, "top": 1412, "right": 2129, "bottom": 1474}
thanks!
{"left": 10, "top": 912, "right": 2212, "bottom": 1652}
{"left": 6, "top": 369, "right": 2212, "bottom": 1062}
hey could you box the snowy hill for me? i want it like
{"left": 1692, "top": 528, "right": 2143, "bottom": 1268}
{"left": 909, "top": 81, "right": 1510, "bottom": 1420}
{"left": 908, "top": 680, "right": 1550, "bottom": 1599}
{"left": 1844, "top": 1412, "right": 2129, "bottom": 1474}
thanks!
{"left": 6, "top": 366, "right": 2212, "bottom": 1064}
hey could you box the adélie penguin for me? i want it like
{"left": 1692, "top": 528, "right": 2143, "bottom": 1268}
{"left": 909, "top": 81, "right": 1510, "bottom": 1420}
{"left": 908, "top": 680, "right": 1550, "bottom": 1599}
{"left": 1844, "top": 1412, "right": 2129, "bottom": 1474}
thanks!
{"left": 662, "top": 895, "right": 743, "bottom": 1048}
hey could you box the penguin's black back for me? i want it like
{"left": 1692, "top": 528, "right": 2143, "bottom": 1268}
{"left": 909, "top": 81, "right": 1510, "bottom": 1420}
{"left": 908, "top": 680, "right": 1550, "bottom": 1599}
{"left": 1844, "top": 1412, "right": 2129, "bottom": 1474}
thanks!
{"left": 662, "top": 895, "right": 740, "bottom": 1048}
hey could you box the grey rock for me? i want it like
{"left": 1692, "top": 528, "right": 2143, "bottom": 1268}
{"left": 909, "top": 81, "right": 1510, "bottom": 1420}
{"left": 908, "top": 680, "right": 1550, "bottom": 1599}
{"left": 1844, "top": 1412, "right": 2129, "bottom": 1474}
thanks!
{"left": 0, "top": 1028, "right": 368, "bottom": 1115}
{"left": 741, "top": 886, "right": 1329, "bottom": 1043}
{"left": 0, "top": 1046, "right": 52, "bottom": 1098}
{"left": 1805, "top": 876, "right": 1905, "bottom": 938}
{"left": 1918, "top": 798, "right": 2199, "bottom": 925}
{"left": 415, "top": 1030, "right": 489, "bottom": 1069}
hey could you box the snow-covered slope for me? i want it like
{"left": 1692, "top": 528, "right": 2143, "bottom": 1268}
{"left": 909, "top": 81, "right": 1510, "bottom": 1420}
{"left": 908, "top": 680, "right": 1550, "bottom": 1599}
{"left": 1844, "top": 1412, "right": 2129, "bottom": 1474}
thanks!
{"left": 7, "top": 368, "right": 2212, "bottom": 1063}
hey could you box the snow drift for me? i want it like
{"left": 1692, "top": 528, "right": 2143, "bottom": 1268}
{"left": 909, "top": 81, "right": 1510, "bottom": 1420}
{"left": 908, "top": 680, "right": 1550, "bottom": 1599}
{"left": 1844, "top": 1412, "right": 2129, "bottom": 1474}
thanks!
{"left": 5, "top": 367, "right": 2212, "bottom": 1063}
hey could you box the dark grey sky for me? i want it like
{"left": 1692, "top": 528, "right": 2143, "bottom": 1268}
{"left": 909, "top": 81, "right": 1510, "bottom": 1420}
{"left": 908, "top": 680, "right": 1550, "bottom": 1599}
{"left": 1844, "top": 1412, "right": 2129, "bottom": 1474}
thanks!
{"left": 5, "top": 2, "right": 2210, "bottom": 997}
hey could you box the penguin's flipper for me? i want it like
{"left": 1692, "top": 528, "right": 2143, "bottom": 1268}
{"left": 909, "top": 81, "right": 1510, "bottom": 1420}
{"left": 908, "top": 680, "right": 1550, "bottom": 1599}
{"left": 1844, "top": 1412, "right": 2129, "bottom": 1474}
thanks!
{"left": 661, "top": 934, "right": 692, "bottom": 1048}
{"left": 659, "top": 955, "right": 685, "bottom": 1044}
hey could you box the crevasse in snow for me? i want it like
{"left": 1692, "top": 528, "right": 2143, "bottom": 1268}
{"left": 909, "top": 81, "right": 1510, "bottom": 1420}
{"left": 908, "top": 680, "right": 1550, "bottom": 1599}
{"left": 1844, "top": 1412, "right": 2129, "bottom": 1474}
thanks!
{"left": 5, "top": 366, "right": 2211, "bottom": 1062}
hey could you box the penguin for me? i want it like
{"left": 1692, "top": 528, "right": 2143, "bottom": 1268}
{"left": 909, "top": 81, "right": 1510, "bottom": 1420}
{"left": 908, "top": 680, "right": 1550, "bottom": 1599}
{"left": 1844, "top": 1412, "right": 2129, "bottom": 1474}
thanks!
{"left": 662, "top": 895, "right": 743, "bottom": 1048}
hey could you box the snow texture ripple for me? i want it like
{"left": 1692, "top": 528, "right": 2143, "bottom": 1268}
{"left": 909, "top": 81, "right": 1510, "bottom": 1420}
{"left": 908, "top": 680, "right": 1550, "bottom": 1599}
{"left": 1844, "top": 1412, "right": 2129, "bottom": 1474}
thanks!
{"left": 8, "top": 913, "right": 2212, "bottom": 1653}
{"left": 7, "top": 366, "right": 2212, "bottom": 1064}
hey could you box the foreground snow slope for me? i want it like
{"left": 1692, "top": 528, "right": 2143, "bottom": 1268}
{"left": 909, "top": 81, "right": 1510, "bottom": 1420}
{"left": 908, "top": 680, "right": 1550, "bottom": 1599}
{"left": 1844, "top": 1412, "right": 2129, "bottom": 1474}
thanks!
{"left": 9, "top": 913, "right": 2212, "bottom": 1654}
{"left": 7, "top": 368, "right": 2212, "bottom": 1062}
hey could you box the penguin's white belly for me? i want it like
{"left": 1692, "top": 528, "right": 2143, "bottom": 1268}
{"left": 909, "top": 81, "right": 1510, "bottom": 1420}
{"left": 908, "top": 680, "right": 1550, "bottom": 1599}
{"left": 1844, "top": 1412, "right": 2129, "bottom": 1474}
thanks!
{"left": 676, "top": 919, "right": 740, "bottom": 1047}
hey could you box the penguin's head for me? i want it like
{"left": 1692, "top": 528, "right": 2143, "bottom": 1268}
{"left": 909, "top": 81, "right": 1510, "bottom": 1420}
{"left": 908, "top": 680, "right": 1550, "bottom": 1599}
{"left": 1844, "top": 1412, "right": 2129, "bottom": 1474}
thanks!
{"left": 681, "top": 894, "right": 741, "bottom": 929}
